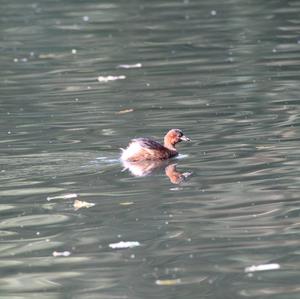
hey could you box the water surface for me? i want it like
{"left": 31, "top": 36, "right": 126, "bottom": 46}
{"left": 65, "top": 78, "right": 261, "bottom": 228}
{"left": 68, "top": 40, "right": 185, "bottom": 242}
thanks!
{"left": 1, "top": 0, "right": 300, "bottom": 298}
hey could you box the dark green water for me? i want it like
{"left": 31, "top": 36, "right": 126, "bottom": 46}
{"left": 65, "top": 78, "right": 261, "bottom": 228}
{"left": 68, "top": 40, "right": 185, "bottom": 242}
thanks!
{"left": 1, "top": 0, "right": 300, "bottom": 298}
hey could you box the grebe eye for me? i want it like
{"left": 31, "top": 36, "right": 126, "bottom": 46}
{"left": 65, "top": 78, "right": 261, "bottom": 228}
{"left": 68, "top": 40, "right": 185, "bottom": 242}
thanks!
{"left": 173, "top": 129, "right": 184, "bottom": 138}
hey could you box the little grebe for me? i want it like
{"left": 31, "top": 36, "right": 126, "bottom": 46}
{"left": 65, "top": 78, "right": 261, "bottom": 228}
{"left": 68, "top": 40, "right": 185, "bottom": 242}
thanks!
{"left": 120, "top": 129, "right": 190, "bottom": 162}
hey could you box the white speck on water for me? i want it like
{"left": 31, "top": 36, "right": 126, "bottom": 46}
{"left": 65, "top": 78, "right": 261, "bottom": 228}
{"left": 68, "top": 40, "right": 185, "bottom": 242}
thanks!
{"left": 30, "top": 51, "right": 35, "bottom": 57}
{"left": 170, "top": 187, "right": 183, "bottom": 191}
{"left": 36, "top": 232, "right": 40, "bottom": 235}
{"left": 130, "top": 254, "right": 135, "bottom": 259}
{"left": 102, "top": 128, "right": 116, "bottom": 136}
{"left": 71, "top": 49, "right": 77, "bottom": 54}
{"left": 117, "top": 63, "right": 142, "bottom": 69}
{"left": 53, "top": 251, "right": 71, "bottom": 257}
{"left": 210, "top": 10, "right": 217, "bottom": 16}
{"left": 245, "top": 263, "right": 280, "bottom": 273}
{"left": 146, "top": 83, "right": 150, "bottom": 87}
{"left": 109, "top": 241, "right": 141, "bottom": 249}
{"left": 21, "top": 58, "right": 28, "bottom": 62}
{"left": 47, "top": 193, "right": 78, "bottom": 201}
{"left": 97, "top": 75, "right": 126, "bottom": 82}
{"left": 75, "top": 98, "right": 79, "bottom": 101}
{"left": 83, "top": 15, "right": 89, "bottom": 22}
{"left": 13, "top": 58, "right": 18, "bottom": 62}
{"left": 272, "top": 48, "right": 277, "bottom": 53}
{"left": 7, "top": 131, "right": 11, "bottom": 135}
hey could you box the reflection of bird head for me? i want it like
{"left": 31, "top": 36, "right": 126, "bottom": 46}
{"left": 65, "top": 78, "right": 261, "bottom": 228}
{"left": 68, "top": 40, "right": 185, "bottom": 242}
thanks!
{"left": 165, "top": 164, "right": 192, "bottom": 184}
{"left": 122, "top": 160, "right": 192, "bottom": 184}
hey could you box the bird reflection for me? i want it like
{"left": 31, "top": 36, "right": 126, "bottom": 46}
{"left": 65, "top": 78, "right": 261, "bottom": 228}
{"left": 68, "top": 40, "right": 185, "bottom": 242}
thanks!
{"left": 122, "top": 160, "right": 192, "bottom": 184}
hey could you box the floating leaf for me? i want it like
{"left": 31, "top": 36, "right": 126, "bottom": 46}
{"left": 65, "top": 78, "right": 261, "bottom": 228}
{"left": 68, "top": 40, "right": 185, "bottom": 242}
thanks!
{"left": 116, "top": 109, "right": 134, "bottom": 115}
{"left": 119, "top": 202, "right": 134, "bottom": 206}
{"left": 73, "top": 199, "right": 95, "bottom": 210}
{"left": 155, "top": 279, "right": 181, "bottom": 286}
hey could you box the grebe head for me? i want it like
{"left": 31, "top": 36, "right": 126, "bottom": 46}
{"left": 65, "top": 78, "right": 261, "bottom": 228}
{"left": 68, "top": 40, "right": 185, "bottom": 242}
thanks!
{"left": 164, "top": 129, "right": 190, "bottom": 149}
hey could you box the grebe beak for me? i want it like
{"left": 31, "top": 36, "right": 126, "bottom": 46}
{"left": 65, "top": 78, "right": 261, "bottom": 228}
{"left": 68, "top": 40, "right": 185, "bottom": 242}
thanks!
{"left": 180, "top": 135, "right": 191, "bottom": 142}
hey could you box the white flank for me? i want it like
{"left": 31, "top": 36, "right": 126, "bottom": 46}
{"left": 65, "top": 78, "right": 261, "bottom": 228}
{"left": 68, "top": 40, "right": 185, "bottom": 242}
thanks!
{"left": 120, "top": 141, "right": 143, "bottom": 161}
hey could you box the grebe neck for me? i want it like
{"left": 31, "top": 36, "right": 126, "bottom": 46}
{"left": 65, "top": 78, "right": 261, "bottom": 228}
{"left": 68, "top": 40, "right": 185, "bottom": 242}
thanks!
{"left": 164, "top": 140, "right": 176, "bottom": 151}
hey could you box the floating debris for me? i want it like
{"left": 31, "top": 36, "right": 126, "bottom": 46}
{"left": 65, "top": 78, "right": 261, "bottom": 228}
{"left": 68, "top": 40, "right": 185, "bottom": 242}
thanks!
{"left": 256, "top": 145, "right": 275, "bottom": 150}
{"left": 245, "top": 263, "right": 280, "bottom": 273}
{"left": 73, "top": 199, "right": 95, "bottom": 210}
{"left": 117, "top": 63, "right": 142, "bottom": 69}
{"left": 155, "top": 279, "right": 181, "bottom": 286}
{"left": 39, "top": 53, "right": 62, "bottom": 59}
{"left": 119, "top": 202, "right": 134, "bottom": 206}
{"left": 52, "top": 251, "right": 71, "bottom": 257}
{"left": 109, "top": 241, "right": 140, "bottom": 249}
{"left": 47, "top": 193, "right": 78, "bottom": 201}
{"left": 116, "top": 109, "right": 134, "bottom": 114}
{"left": 71, "top": 49, "right": 77, "bottom": 54}
{"left": 102, "top": 128, "right": 116, "bottom": 136}
{"left": 97, "top": 75, "right": 126, "bottom": 82}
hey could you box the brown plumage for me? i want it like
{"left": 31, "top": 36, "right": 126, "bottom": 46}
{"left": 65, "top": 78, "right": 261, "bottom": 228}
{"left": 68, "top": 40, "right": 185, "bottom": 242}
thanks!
{"left": 120, "top": 129, "right": 190, "bottom": 162}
